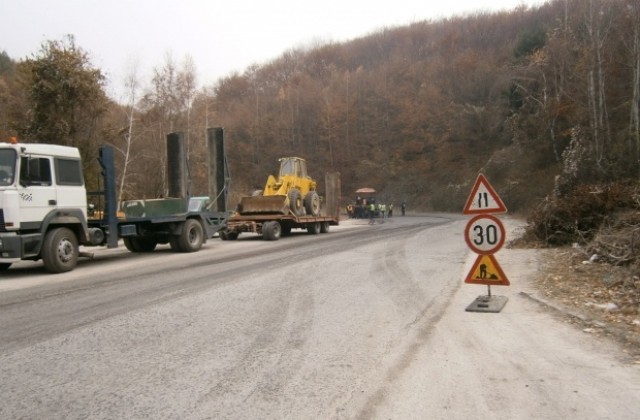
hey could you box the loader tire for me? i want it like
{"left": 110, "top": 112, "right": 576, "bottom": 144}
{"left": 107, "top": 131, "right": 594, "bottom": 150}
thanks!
{"left": 177, "top": 219, "right": 204, "bottom": 252}
{"left": 123, "top": 236, "right": 157, "bottom": 252}
{"left": 262, "top": 221, "right": 282, "bottom": 241}
{"left": 288, "top": 189, "right": 303, "bottom": 216}
{"left": 0, "top": 263, "right": 11, "bottom": 271}
{"left": 42, "top": 227, "right": 79, "bottom": 273}
{"left": 304, "top": 191, "right": 321, "bottom": 216}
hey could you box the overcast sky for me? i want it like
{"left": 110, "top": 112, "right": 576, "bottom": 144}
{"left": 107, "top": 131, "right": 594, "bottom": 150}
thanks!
{"left": 1, "top": 0, "right": 547, "bottom": 101}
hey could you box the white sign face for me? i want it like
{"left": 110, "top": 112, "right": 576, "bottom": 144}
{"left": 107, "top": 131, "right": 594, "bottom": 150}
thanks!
{"left": 464, "top": 214, "right": 506, "bottom": 255}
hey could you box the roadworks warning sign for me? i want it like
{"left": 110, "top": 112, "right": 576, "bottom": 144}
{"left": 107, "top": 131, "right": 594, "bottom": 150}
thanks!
{"left": 464, "top": 254, "right": 510, "bottom": 286}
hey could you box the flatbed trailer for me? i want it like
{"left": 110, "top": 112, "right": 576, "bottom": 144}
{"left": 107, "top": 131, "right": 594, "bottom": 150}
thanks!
{"left": 223, "top": 213, "right": 339, "bottom": 240}
{"left": 222, "top": 171, "right": 341, "bottom": 241}
{"left": 86, "top": 195, "right": 227, "bottom": 253}
{"left": 83, "top": 130, "right": 228, "bottom": 255}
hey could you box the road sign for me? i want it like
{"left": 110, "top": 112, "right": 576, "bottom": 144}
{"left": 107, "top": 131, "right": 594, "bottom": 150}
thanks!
{"left": 464, "top": 214, "right": 506, "bottom": 255}
{"left": 463, "top": 174, "right": 507, "bottom": 215}
{"left": 464, "top": 254, "right": 510, "bottom": 286}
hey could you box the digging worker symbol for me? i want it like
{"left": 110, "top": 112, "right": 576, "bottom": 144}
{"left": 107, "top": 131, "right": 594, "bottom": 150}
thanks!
{"left": 477, "top": 263, "right": 498, "bottom": 280}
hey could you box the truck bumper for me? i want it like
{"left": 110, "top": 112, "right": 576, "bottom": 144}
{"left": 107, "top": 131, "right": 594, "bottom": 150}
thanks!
{"left": 0, "top": 232, "right": 41, "bottom": 261}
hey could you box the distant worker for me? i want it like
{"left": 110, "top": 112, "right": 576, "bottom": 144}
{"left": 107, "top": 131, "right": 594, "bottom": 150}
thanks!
{"left": 379, "top": 203, "right": 386, "bottom": 219}
{"left": 388, "top": 203, "right": 393, "bottom": 217}
{"left": 401, "top": 201, "right": 406, "bottom": 216}
{"left": 368, "top": 202, "right": 376, "bottom": 224}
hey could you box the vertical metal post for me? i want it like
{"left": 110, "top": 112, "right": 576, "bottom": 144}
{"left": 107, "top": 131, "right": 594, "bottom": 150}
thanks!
{"left": 324, "top": 172, "right": 341, "bottom": 218}
{"left": 207, "top": 127, "right": 227, "bottom": 212}
{"left": 167, "top": 132, "right": 187, "bottom": 199}
{"left": 98, "top": 146, "right": 119, "bottom": 248}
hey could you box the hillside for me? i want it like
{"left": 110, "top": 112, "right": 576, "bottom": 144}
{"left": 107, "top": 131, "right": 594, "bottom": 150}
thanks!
{"left": 207, "top": 0, "right": 640, "bottom": 214}
{"left": 1, "top": 0, "right": 639, "bottom": 215}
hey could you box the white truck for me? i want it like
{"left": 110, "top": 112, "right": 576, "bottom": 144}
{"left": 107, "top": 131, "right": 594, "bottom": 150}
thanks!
{"left": 0, "top": 131, "right": 228, "bottom": 273}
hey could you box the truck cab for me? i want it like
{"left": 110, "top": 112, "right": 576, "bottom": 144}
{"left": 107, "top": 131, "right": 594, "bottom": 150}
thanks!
{"left": 0, "top": 140, "right": 89, "bottom": 272}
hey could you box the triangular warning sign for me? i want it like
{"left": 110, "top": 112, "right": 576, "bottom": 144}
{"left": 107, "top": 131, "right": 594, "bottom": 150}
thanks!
{"left": 463, "top": 174, "right": 507, "bottom": 215}
{"left": 464, "top": 254, "right": 510, "bottom": 286}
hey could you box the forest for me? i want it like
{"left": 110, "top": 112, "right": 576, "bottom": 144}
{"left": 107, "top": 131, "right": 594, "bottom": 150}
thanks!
{"left": 0, "top": 0, "right": 639, "bottom": 225}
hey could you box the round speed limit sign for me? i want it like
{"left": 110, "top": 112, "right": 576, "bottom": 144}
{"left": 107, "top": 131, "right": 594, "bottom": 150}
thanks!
{"left": 464, "top": 214, "right": 506, "bottom": 255}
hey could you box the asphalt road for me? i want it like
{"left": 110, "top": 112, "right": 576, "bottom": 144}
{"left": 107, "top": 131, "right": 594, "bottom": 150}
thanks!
{"left": 1, "top": 215, "right": 638, "bottom": 419}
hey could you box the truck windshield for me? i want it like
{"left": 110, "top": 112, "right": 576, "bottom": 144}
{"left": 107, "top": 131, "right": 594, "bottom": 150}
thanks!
{"left": 0, "top": 149, "right": 17, "bottom": 186}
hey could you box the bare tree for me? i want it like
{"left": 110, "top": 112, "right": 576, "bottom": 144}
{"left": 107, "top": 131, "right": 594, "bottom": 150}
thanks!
{"left": 628, "top": 3, "right": 640, "bottom": 178}
{"left": 116, "top": 59, "right": 141, "bottom": 205}
{"left": 585, "top": 0, "right": 613, "bottom": 170}
{"left": 177, "top": 55, "right": 197, "bottom": 154}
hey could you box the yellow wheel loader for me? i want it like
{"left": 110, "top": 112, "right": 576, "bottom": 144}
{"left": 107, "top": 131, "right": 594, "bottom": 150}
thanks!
{"left": 238, "top": 157, "right": 321, "bottom": 216}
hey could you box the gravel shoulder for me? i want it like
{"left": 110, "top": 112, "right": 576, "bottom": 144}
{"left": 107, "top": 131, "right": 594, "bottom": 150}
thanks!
{"left": 530, "top": 245, "right": 640, "bottom": 361}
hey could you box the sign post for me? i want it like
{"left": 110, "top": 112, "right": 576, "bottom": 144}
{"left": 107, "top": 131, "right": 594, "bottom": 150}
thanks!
{"left": 462, "top": 174, "right": 509, "bottom": 312}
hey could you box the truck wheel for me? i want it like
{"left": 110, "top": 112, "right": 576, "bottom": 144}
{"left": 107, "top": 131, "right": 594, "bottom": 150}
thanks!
{"left": 41, "top": 227, "right": 79, "bottom": 273}
{"left": 320, "top": 222, "right": 330, "bottom": 233}
{"left": 262, "top": 221, "right": 282, "bottom": 241}
{"left": 304, "top": 191, "right": 321, "bottom": 216}
{"left": 307, "top": 222, "right": 321, "bottom": 234}
{"left": 177, "top": 219, "right": 204, "bottom": 252}
{"left": 0, "top": 263, "right": 12, "bottom": 271}
{"left": 123, "top": 236, "right": 157, "bottom": 252}
{"left": 288, "top": 189, "right": 303, "bottom": 216}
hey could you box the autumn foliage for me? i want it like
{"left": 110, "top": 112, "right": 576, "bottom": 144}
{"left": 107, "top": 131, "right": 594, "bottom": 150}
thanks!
{"left": 1, "top": 0, "right": 639, "bottom": 219}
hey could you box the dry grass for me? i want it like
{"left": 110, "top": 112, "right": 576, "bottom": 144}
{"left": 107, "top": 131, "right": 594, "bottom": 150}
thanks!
{"left": 539, "top": 247, "right": 640, "bottom": 358}
{"left": 515, "top": 182, "right": 640, "bottom": 359}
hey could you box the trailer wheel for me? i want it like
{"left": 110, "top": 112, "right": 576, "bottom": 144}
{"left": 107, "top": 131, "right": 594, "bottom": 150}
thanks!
{"left": 304, "top": 191, "right": 321, "bottom": 216}
{"left": 177, "top": 218, "right": 204, "bottom": 252}
{"left": 219, "top": 230, "right": 239, "bottom": 240}
{"left": 0, "top": 263, "right": 12, "bottom": 271}
{"left": 320, "top": 222, "right": 330, "bottom": 233}
{"left": 307, "top": 222, "right": 321, "bottom": 234}
{"left": 262, "top": 221, "right": 282, "bottom": 241}
{"left": 41, "top": 227, "right": 79, "bottom": 273}
{"left": 288, "top": 189, "right": 303, "bottom": 216}
{"left": 123, "top": 236, "right": 158, "bottom": 252}
{"left": 169, "top": 236, "right": 181, "bottom": 251}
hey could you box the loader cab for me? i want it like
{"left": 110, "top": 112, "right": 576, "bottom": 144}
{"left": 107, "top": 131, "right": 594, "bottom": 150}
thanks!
{"left": 278, "top": 157, "right": 308, "bottom": 179}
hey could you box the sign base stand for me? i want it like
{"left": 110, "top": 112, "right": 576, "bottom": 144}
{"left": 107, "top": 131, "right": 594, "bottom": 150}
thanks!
{"left": 465, "top": 285, "right": 508, "bottom": 313}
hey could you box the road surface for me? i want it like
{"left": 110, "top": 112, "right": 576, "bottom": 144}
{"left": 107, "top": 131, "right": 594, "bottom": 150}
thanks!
{"left": 0, "top": 214, "right": 638, "bottom": 419}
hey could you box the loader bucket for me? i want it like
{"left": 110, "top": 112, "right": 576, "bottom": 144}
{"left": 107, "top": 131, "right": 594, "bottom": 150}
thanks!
{"left": 239, "top": 195, "right": 289, "bottom": 215}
